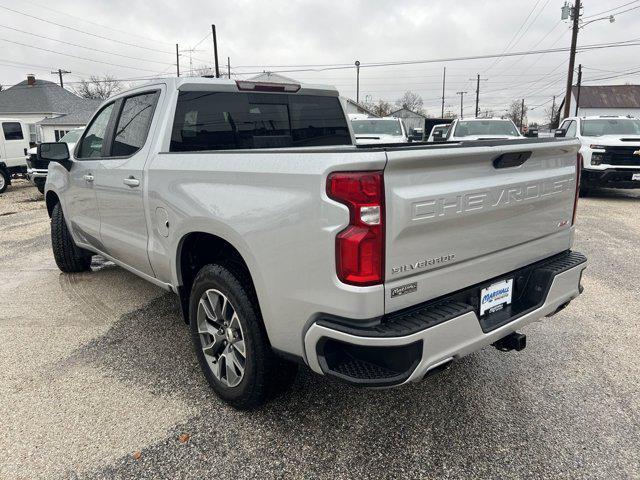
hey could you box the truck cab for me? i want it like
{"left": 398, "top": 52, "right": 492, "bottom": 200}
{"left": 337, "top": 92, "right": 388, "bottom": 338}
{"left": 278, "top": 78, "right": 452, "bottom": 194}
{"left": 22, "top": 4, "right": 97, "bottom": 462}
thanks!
{"left": 0, "top": 118, "right": 29, "bottom": 193}
{"left": 555, "top": 115, "right": 640, "bottom": 193}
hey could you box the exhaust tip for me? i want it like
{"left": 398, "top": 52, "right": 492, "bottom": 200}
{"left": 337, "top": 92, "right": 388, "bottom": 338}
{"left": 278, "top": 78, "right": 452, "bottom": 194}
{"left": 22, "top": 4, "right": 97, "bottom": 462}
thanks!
{"left": 493, "top": 332, "right": 526, "bottom": 352}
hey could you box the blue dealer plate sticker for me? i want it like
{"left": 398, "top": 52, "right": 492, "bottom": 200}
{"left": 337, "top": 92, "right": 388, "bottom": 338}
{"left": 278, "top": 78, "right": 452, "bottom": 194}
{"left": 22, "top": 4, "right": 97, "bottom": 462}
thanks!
{"left": 480, "top": 279, "right": 514, "bottom": 316}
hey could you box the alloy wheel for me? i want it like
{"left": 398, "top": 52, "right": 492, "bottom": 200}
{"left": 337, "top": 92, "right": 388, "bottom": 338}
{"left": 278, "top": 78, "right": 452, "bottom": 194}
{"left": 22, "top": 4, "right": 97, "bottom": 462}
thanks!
{"left": 197, "top": 289, "right": 246, "bottom": 387}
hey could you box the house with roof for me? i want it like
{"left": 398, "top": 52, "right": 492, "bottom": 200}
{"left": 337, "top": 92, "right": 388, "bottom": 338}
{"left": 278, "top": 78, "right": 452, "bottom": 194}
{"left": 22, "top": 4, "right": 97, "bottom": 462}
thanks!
{"left": 562, "top": 84, "right": 640, "bottom": 119}
{"left": 0, "top": 74, "right": 100, "bottom": 145}
{"left": 388, "top": 108, "right": 428, "bottom": 133}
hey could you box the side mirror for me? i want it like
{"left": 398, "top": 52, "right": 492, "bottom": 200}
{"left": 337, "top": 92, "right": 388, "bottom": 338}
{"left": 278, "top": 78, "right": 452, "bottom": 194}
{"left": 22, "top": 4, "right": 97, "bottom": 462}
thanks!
{"left": 37, "top": 142, "right": 72, "bottom": 171}
{"left": 554, "top": 128, "right": 566, "bottom": 138}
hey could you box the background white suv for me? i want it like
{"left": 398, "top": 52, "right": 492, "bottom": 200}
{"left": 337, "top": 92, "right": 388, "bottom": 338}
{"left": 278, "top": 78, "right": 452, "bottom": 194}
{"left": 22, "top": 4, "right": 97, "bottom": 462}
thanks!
{"left": 555, "top": 116, "right": 640, "bottom": 194}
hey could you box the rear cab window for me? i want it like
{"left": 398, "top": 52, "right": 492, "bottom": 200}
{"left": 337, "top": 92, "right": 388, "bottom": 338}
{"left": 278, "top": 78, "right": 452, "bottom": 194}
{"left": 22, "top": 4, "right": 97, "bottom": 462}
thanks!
{"left": 2, "top": 122, "right": 24, "bottom": 141}
{"left": 170, "top": 91, "right": 351, "bottom": 151}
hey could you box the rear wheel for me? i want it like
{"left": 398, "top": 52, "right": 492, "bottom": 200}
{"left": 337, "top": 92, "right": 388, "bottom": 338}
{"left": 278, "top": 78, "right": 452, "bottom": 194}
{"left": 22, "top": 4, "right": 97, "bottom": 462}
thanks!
{"left": 189, "top": 263, "right": 297, "bottom": 409}
{"left": 50, "top": 202, "right": 92, "bottom": 272}
{"left": 0, "top": 169, "right": 8, "bottom": 194}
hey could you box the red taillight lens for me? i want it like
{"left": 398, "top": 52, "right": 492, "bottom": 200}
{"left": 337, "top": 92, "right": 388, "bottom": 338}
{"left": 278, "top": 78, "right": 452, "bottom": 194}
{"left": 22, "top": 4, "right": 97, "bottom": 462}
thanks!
{"left": 327, "top": 171, "right": 384, "bottom": 286}
{"left": 572, "top": 152, "right": 582, "bottom": 225}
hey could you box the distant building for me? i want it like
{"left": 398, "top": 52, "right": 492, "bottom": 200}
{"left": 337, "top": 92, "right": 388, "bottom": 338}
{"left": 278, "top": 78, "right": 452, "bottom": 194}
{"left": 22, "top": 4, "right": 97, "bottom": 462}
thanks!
{"left": 0, "top": 75, "right": 100, "bottom": 144}
{"left": 342, "top": 98, "right": 377, "bottom": 117}
{"left": 565, "top": 84, "right": 640, "bottom": 118}
{"left": 388, "top": 108, "right": 427, "bottom": 133}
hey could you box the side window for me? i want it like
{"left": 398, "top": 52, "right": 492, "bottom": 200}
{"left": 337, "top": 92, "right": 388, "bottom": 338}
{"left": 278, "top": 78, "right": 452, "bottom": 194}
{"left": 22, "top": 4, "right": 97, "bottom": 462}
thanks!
{"left": 2, "top": 122, "right": 24, "bottom": 141}
{"left": 565, "top": 120, "right": 577, "bottom": 138}
{"left": 111, "top": 91, "right": 159, "bottom": 157}
{"left": 170, "top": 91, "right": 351, "bottom": 152}
{"left": 77, "top": 103, "right": 115, "bottom": 159}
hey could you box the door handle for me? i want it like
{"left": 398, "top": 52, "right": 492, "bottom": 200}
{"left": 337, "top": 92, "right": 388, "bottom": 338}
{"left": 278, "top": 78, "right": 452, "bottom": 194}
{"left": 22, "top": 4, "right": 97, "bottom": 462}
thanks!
{"left": 123, "top": 176, "right": 140, "bottom": 187}
{"left": 83, "top": 174, "right": 94, "bottom": 182}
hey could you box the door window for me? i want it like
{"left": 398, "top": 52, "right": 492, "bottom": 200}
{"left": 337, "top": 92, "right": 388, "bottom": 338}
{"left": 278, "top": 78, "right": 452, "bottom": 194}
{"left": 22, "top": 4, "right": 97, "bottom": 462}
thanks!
{"left": 111, "top": 92, "right": 159, "bottom": 157}
{"left": 2, "top": 122, "right": 24, "bottom": 140}
{"left": 77, "top": 103, "right": 115, "bottom": 159}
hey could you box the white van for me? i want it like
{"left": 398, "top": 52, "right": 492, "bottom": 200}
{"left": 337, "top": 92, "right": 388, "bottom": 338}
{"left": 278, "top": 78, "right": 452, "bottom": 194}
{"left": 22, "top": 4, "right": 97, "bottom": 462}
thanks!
{"left": 0, "top": 118, "right": 30, "bottom": 193}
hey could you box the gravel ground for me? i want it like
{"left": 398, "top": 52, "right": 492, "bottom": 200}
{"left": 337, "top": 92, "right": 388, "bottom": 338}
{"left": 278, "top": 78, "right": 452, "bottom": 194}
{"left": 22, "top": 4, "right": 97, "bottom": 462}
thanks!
{"left": 1, "top": 179, "right": 638, "bottom": 479}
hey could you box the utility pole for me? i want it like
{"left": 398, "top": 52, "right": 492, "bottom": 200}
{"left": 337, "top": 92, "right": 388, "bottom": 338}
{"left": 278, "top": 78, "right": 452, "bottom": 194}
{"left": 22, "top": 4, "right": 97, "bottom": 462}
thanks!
{"left": 51, "top": 69, "right": 70, "bottom": 88}
{"left": 469, "top": 74, "right": 488, "bottom": 117}
{"left": 355, "top": 60, "right": 361, "bottom": 103}
{"left": 456, "top": 91, "right": 467, "bottom": 119}
{"left": 176, "top": 43, "right": 180, "bottom": 77}
{"left": 212, "top": 25, "right": 220, "bottom": 78}
{"left": 563, "top": 0, "right": 581, "bottom": 119}
{"left": 441, "top": 67, "right": 446, "bottom": 117}
{"left": 520, "top": 98, "right": 525, "bottom": 130}
{"left": 227, "top": 57, "right": 231, "bottom": 79}
{"left": 575, "top": 63, "right": 582, "bottom": 116}
{"left": 551, "top": 95, "right": 556, "bottom": 127}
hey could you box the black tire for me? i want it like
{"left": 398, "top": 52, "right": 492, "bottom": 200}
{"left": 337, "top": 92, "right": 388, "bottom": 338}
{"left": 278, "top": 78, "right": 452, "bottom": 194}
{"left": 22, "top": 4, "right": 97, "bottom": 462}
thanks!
{"left": 0, "top": 169, "right": 8, "bottom": 194}
{"left": 36, "top": 181, "right": 45, "bottom": 194}
{"left": 579, "top": 184, "right": 592, "bottom": 197}
{"left": 51, "top": 202, "right": 92, "bottom": 273}
{"left": 189, "top": 263, "right": 297, "bottom": 410}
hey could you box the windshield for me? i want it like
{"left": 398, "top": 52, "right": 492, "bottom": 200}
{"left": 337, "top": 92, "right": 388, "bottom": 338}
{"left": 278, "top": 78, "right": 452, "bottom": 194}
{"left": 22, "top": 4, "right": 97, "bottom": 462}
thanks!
{"left": 59, "top": 129, "right": 83, "bottom": 144}
{"left": 454, "top": 120, "right": 520, "bottom": 137}
{"left": 581, "top": 119, "right": 640, "bottom": 136}
{"left": 352, "top": 119, "right": 403, "bottom": 136}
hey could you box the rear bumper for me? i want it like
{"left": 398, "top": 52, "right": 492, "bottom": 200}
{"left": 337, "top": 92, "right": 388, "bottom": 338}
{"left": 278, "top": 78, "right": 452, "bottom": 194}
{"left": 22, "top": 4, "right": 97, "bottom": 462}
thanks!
{"left": 582, "top": 168, "right": 640, "bottom": 188}
{"left": 304, "top": 251, "right": 586, "bottom": 387}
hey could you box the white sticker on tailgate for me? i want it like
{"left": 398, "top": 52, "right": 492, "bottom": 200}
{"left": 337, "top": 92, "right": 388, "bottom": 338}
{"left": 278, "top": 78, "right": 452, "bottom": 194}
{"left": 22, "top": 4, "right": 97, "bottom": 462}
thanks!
{"left": 480, "top": 279, "right": 514, "bottom": 316}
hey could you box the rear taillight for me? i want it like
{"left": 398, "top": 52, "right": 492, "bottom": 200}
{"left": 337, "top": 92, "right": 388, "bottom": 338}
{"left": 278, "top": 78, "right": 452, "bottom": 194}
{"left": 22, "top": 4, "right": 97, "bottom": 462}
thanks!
{"left": 572, "top": 152, "right": 582, "bottom": 225}
{"left": 327, "top": 171, "right": 384, "bottom": 286}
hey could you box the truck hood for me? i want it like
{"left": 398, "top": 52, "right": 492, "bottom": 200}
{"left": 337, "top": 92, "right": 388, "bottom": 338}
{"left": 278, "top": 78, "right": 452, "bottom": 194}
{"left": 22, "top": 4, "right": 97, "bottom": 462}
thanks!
{"left": 582, "top": 135, "right": 640, "bottom": 146}
{"left": 355, "top": 135, "right": 408, "bottom": 145}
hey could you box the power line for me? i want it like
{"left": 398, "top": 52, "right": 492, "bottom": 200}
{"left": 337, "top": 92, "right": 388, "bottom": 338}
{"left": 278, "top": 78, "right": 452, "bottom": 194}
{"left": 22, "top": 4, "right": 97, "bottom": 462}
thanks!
{"left": 20, "top": 0, "right": 176, "bottom": 46}
{"left": 232, "top": 39, "right": 640, "bottom": 76}
{"left": 583, "top": 0, "right": 640, "bottom": 18}
{"left": 0, "top": 4, "right": 174, "bottom": 55}
{"left": 0, "top": 24, "right": 175, "bottom": 66}
{"left": 0, "top": 37, "right": 163, "bottom": 73}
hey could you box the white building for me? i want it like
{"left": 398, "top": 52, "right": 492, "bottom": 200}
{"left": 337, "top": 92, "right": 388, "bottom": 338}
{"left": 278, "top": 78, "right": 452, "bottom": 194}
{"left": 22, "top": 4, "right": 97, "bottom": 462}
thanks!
{"left": 0, "top": 75, "right": 100, "bottom": 144}
{"left": 565, "top": 84, "right": 640, "bottom": 118}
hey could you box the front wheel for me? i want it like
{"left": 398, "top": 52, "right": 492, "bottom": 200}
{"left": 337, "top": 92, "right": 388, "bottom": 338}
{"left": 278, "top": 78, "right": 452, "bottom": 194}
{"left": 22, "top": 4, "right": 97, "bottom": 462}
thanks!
{"left": 189, "top": 263, "right": 297, "bottom": 410}
{"left": 50, "top": 202, "right": 92, "bottom": 272}
{"left": 0, "top": 169, "right": 8, "bottom": 194}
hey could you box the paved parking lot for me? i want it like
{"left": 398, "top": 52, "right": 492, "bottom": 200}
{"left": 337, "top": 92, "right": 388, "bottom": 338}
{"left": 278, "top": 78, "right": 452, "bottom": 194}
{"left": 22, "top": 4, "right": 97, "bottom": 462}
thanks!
{"left": 1, "top": 179, "right": 639, "bottom": 479}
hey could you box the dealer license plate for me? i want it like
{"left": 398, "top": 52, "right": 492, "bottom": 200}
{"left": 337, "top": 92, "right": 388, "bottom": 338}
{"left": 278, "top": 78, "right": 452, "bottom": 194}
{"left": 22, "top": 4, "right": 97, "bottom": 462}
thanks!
{"left": 480, "top": 279, "right": 514, "bottom": 316}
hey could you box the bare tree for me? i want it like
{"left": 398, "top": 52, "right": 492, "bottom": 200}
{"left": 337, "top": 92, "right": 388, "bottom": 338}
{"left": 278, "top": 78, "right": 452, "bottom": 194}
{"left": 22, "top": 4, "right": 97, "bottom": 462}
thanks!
{"left": 506, "top": 100, "right": 528, "bottom": 128}
{"left": 543, "top": 104, "right": 559, "bottom": 128}
{"left": 73, "top": 75, "right": 125, "bottom": 100}
{"left": 477, "top": 108, "right": 496, "bottom": 119}
{"left": 362, "top": 99, "right": 392, "bottom": 117}
{"left": 395, "top": 91, "right": 424, "bottom": 114}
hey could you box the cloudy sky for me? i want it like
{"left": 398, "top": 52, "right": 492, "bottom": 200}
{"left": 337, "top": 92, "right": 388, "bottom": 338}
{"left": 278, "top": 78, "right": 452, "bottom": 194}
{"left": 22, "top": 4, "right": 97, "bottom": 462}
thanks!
{"left": 1, "top": 0, "right": 639, "bottom": 121}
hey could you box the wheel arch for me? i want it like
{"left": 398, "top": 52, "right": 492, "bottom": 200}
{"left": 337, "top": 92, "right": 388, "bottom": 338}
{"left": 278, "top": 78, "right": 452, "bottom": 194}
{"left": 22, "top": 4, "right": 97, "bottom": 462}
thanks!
{"left": 45, "top": 190, "right": 61, "bottom": 217}
{"left": 175, "top": 231, "right": 263, "bottom": 326}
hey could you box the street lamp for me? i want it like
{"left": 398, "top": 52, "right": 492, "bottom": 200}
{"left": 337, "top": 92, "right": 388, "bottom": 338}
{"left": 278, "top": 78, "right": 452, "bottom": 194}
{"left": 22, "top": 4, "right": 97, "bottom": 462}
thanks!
{"left": 355, "top": 60, "right": 361, "bottom": 104}
{"left": 580, "top": 15, "right": 615, "bottom": 28}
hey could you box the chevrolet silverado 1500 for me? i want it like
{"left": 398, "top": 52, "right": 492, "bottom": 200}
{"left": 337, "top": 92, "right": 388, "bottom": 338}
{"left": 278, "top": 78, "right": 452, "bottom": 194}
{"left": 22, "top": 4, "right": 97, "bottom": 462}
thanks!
{"left": 39, "top": 78, "right": 587, "bottom": 409}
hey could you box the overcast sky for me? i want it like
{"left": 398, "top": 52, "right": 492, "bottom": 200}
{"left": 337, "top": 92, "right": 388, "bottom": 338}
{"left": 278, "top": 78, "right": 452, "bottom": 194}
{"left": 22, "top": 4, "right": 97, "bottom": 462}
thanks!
{"left": 1, "top": 0, "right": 639, "bottom": 121}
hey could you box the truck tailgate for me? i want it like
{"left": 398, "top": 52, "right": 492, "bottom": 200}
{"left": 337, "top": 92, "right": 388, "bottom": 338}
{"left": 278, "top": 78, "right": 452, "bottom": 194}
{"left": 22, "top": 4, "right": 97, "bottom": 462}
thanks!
{"left": 384, "top": 139, "right": 580, "bottom": 313}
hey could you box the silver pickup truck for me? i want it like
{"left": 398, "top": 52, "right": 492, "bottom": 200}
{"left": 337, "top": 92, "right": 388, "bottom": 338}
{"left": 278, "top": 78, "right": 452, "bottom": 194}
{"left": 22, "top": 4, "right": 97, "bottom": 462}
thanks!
{"left": 39, "top": 78, "right": 587, "bottom": 409}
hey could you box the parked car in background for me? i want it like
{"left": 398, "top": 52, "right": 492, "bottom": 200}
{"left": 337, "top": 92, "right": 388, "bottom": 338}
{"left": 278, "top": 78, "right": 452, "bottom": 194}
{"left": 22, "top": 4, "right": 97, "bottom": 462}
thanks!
{"left": 447, "top": 118, "right": 522, "bottom": 141}
{"left": 41, "top": 78, "right": 586, "bottom": 409}
{"left": 0, "top": 118, "right": 29, "bottom": 194}
{"left": 26, "top": 127, "right": 84, "bottom": 194}
{"left": 555, "top": 115, "right": 640, "bottom": 194}
{"left": 349, "top": 115, "right": 409, "bottom": 144}
{"left": 427, "top": 123, "right": 451, "bottom": 142}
